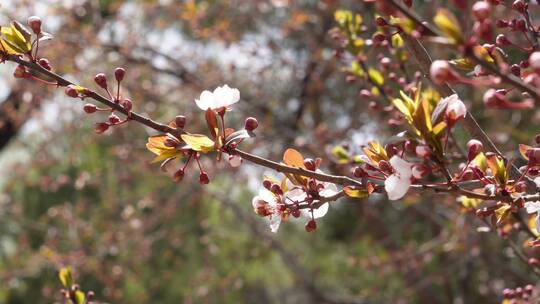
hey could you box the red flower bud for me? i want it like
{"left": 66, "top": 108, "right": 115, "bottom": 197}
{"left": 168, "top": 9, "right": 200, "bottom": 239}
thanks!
{"left": 430, "top": 60, "right": 459, "bottom": 84}
{"left": 83, "top": 103, "right": 97, "bottom": 114}
{"left": 175, "top": 115, "right": 186, "bottom": 129}
{"left": 94, "top": 73, "right": 108, "bottom": 90}
{"left": 512, "top": 0, "right": 526, "bottom": 13}
{"left": 121, "top": 99, "right": 132, "bottom": 112}
{"left": 466, "top": 139, "right": 483, "bottom": 161}
{"left": 27, "top": 16, "right": 42, "bottom": 34}
{"left": 114, "top": 67, "right": 126, "bottom": 82}
{"left": 199, "top": 171, "right": 210, "bottom": 184}
{"left": 271, "top": 183, "right": 283, "bottom": 195}
{"left": 528, "top": 257, "right": 540, "bottom": 267}
{"left": 244, "top": 117, "right": 258, "bottom": 132}
{"left": 173, "top": 169, "right": 185, "bottom": 182}
{"left": 38, "top": 58, "right": 52, "bottom": 70}
{"left": 495, "top": 34, "right": 511, "bottom": 46}
{"left": 472, "top": 1, "right": 491, "bottom": 21}
{"left": 352, "top": 166, "right": 367, "bottom": 178}
{"left": 108, "top": 114, "right": 121, "bottom": 125}
{"left": 535, "top": 133, "right": 540, "bottom": 145}
{"left": 94, "top": 122, "right": 109, "bottom": 134}
{"left": 262, "top": 180, "right": 272, "bottom": 190}
{"left": 305, "top": 219, "right": 317, "bottom": 232}
{"left": 514, "top": 181, "right": 527, "bottom": 192}
{"left": 415, "top": 145, "right": 432, "bottom": 158}
{"left": 375, "top": 16, "right": 388, "bottom": 27}
{"left": 291, "top": 209, "right": 301, "bottom": 218}
{"left": 65, "top": 85, "right": 79, "bottom": 98}
{"left": 304, "top": 158, "right": 316, "bottom": 171}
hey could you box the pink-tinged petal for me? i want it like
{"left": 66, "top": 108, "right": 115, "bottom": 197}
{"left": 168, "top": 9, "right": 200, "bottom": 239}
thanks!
{"left": 389, "top": 155, "right": 412, "bottom": 178}
{"left": 195, "top": 90, "right": 214, "bottom": 110}
{"left": 385, "top": 174, "right": 411, "bottom": 200}
{"left": 445, "top": 94, "right": 467, "bottom": 120}
{"left": 259, "top": 189, "right": 277, "bottom": 205}
{"left": 228, "top": 154, "right": 242, "bottom": 167}
{"left": 312, "top": 203, "right": 329, "bottom": 219}
{"left": 525, "top": 201, "right": 540, "bottom": 214}
{"left": 269, "top": 213, "right": 282, "bottom": 233}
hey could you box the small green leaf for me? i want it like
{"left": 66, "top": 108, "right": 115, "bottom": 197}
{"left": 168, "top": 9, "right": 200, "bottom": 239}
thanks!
{"left": 74, "top": 290, "right": 86, "bottom": 304}
{"left": 181, "top": 133, "right": 215, "bottom": 153}
{"left": 434, "top": 9, "right": 462, "bottom": 43}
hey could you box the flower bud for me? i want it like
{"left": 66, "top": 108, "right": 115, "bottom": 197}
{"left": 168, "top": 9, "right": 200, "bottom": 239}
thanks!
{"left": 94, "top": 122, "right": 109, "bottom": 134}
{"left": 526, "top": 148, "right": 540, "bottom": 164}
{"left": 271, "top": 183, "right": 283, "bottom": 195}
{"left": 27, "top": 16, "right": 42, "bottom": 34}
{"left": 483, "top": 88, "right": 502, "bottom": 108}
{"left": 510, "top": 64, "right": 521, "bottom": 77}
{"left": 244, "top": 117, "right": 259, "bottom": 132}
{"left": 352, "top": 166, "right": 367, "bottom": 178}
{"left": 535, "top": 133, "right": 540, "bottom": 145}
{"left": 512, "top": 0, "right": 526, "bottom": 13}
{"left": 472, "top": 1, "right": 491, "bottom": 21}
{"left": 38, "top": 58, "right": 51, "bottom": 70}
{"left": 65, "top": 85, "right": 79, "bottom": 98}
{"left": 495, "top": 34, "right": 511, "bottom": 46}
{"left": 262, "top": 180, "right": 272, "bottom": 190}
{"left": 415, "top": 145, "right": 432, "bottom": 158}
{"left": 83, "top": 103, "right": 97, "bottom": 114}
{"left": 444, "top": 94, "right": 467, "bottom": 122}
{"left": 305, "top": 219, "right": 317, "bottom": 232}
{"left": 466, "top": 139, "right": 483, "bottom": 160}
{"left": 121, "top": 98, "right": 132, "bottom": 112}
{"left": 114, "top": 67, "right": 126, "bottom": 82}
{"left": 108, "top": 114, "right": 121, "bottom": 125}
{"left": 199, "top": 171, "right": 210, "bottom": 184}
{"left": 430, "top": 60, "right": 458, "bottom": 84}
{"left": 496, "top": 19, "right": 509, "bottom": 28}
{"left": 403, "top": 0, "right": 412, "bottom": 7}
{"left": 529, "top": 52, "right": 540, "bottom": 71}
{"left": 94, "top": 73, "right": 108, "bottom": 90}
{"left": 514, "top": 181, "right": 527, "bottom": 193}
{"left": 13, "top": 65, "right": 29, "bottom": 78}
{"left": 528, "top": 257, "right": 540, "bottom": 267}
{"left": 173, "top": 168, "right": 184, "bottom": 182}
{"left": 375, "top": 16, "right": 388, "bottom": 26}
{"left": 175, "top": 115, "right": 186, "bottom": 129}
{"left": 412, "top": 164, "right": 429, "bottom": 179}
{"left": 304, "top": 158, "right": 316, "bottom": 171}
{"left": 291, "top": 208, "right": 301, "bottom": 218}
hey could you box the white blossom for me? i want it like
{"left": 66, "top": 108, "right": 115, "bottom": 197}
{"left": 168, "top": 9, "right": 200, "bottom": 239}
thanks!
{"left": 443, "top": 94, "right": 467, "bottom": 121}
{"left": 195, "top": 84, "right": 240, "bottom": 111}
{"left": 525, "top": 201, "right": 540, "bottom": 232}
{"left": 384, "top": 156, "right": 413, "bottom": 200}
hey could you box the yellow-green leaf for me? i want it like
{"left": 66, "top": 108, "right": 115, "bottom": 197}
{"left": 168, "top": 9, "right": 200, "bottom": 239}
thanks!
{"left": 181, "top": 133, "right": 215, "bottom": 153}
{"left": 368, "top": 68, "right": 384, "bottom": 86}
{"left": 344, "top": 186, "right": 368, "bottom": 199}
{"left": 434, "top": 9, "right": 462, "bottom": 43}
{"left": 58, "top": 267, "right": 73, "bottom": 288}
{"left": 494, "top": 204, "right": 511, "bottom": 224}
{"left": 1, "top": 23, "right": 32, "bottom": 54}
{"left": 519, "top": 144, "right": 532, "bottom": 160}
{"left": 74, "top": 290, "right": 86, "bottom": 304}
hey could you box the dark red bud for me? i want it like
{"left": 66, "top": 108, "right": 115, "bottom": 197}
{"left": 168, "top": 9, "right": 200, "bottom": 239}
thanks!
{"left": 121, "top": 99, "right": 132, "bottom": 112}
{"left": 108, "top": 114, "right": 121, "bottom": 125}
{"left": 174, "top": 169, "right": 185, "bottom": 182}
{"left": 291, "top": 209, "right": 301, "bottom": 218}
{"left": 375, "top": 17, "right": 388, "bottom": 26}
{"left": 83, "top": 103, "right": 97, "bottom": 114}
{"left": 304, "top": 158, "right": 316, "bottom": 171}
{"left": 175, "top": 115, "right": 186, "bottom": 129}
{"left": 65, "top": 85, "right": 79, "bottom": 98}
{"left": 529, "top": 257, "right": 540, "bottom": 267}
{"left": 244, "top": 117, "right": 258, "bottom": 132}
{"left": 94, "top": 73, "right": 108, "bottom": 90}
{"left": 38, "top": 58, "right": 51, "bottom": 70}
{"left": 496, "top": 34, "right": 511, "bottom": 46}
{"left": 262, "top": 180, "right": 272, "bottom": 190}
{"left": 271, "top": 183, "right": 283, "bottom": 195}
{"left": 27, "top": 16, "right": 42, "bottom": 34}
{"left": 535, "top": 133, "right": 540, "bottom": 145}
{"left": 512, "top": 0, "right": 526, "bottom": 13}
{"left": 352, "top": 166, "right": 366, "bottom": 178}
{"left": 466, "top": 139, "right": 483, "bottom": 161}
{"left": 514, "top": 181, "right": 527, "bottom": 193}
{"left": 94, "top": 122, "right": 109, "bottom": 134}
{"left": 114, "top": 67, "right": 126, "bottom": 82}
{"left": 199, "top": 172, "right": 210, "bottom": 184}
{"left": 305, "top": 219, "right": 317, "bottom": 232}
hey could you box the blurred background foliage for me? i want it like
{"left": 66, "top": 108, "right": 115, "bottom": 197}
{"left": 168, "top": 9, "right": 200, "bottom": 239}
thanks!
{"left": 0, "top": 0, "right": 539, "bottom": 303}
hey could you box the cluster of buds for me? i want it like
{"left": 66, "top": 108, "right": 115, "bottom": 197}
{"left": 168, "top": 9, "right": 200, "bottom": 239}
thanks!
{"left": 502, "top": 283, "right": 535, "bottom": 303}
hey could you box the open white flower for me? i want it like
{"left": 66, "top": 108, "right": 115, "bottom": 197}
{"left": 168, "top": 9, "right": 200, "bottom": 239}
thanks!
{"left": 384, "top": 155, "right": 413, "bottom": 200}
{"left": 195, "top": 84, "right": 240, "bottom": 111}
{"left": 443, "top": 94, "right": 467, "bottom": 121}
{"left": 285, "top": 181, "right": 337, "bottom": 219}
{"left": 251, "top": 189, "right": 283, "bottom": 233}
{"left": 525, "top": 201, "right": 540, "bottom": 231}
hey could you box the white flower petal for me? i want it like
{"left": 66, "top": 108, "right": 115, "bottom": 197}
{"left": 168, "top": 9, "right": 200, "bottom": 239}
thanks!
{"left": 259, "top": 189, "right": 277, "bottom": 205}
{"left": 195, "top": 90, "right": 214, "bottom": 110}
{"left": 320, "top": 183, "right": 339, "bottom": 197}
{"left": 312, "top": 203, "right": 329, "bottom": 219}
{"left": 228, "top": 154, "right": 242, "bottom": 167}
{"left": 389, "top": 155, "right": 413, "bottom": 178}
{"left": 385, "top": 174, "right": 411, "bottom": 200}
{"left": 525, "top": 201, "right": 540, "bottom": 214}
{"left": 268, "top": 213, "right": 282, "bottom": 233}
{"left": 285, "top": 188, "right": 307, "bottom": 203}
